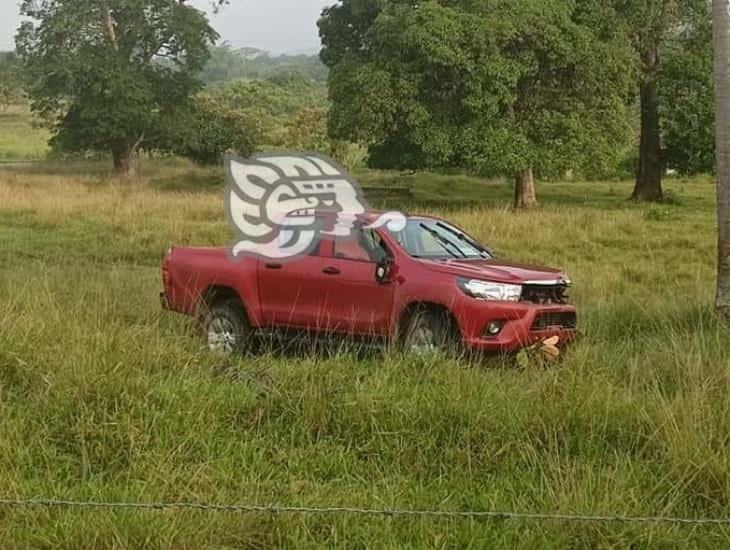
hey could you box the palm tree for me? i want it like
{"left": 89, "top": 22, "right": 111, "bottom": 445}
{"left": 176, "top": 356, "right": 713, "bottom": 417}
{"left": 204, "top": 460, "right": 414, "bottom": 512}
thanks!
{"left": 714, "top": 0, "right": 730, "bottom": 318}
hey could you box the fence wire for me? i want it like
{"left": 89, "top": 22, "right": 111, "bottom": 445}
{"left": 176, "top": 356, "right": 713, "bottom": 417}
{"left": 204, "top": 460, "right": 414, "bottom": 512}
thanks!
{"left": 2, "top": 498, "right": 730, "bottom": 527}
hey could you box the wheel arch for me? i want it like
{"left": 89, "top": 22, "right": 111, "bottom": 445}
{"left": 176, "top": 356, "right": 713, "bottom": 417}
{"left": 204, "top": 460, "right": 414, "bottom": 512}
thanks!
{"left": 197, "top": 285, "right": 250, "bottom": 323}
{"left": 396, "top": 301, "right": 462, "bottom": 342}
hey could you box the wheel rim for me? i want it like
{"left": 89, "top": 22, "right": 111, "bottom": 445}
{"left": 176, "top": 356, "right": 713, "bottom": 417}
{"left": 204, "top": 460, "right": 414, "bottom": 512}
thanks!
{"left": 408, "top": 322, "right": 438, "bottom": 355}
{"left": 207, "top": 316, "right": 237, "bottom": 354}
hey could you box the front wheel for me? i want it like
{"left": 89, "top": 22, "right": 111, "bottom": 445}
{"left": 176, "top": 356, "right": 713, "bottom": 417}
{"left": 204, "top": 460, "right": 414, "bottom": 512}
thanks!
{"left": 401, "top": 309, "right": 458, "bottom": 356}
{"left": 201, "top": 300, "right": 251, "bottom": 355}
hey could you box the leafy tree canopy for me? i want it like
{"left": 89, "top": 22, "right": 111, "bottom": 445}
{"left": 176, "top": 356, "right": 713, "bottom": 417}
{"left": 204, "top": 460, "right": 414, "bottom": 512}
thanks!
{"left": 163, "top": 93, "right": 259, "bottom": 165}
{"left": 208, "top": 75, "right": 327, "bottom": 146}
{"left": 203, "top": 75, "right": 364, "bottom": 169}
{"left": 0, "top": 52, "right": 23, "bottom": 109}
{"left": 16, "top": 0, "right": 218, "bottom": 174}
{"left": 320, "top": 0, "right": 636, "bottom": 183}
{"left": 658, "top": 1, "right": 715, "bottom": 175}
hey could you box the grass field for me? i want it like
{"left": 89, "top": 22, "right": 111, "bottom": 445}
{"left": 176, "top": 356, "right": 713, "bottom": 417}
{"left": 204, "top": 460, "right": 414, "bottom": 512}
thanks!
{"left": 0, "top": 105, "right": 49, "bottom": 161}
{"left": 1, "top": 155, "right": 729, "bottom": 548}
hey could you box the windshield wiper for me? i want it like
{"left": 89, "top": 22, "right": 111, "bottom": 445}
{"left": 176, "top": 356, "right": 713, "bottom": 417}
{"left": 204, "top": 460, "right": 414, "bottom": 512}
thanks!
{"left": 419, "top": 223, "right": 466, "bottom": 258}
{"left": 435, "top": 222, "right": 493, "bottom": 258}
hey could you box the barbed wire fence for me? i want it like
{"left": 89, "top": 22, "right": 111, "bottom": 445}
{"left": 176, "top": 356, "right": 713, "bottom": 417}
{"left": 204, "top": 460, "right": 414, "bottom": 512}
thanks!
{"left": 2, "top": 497, "right": 730, "bottom": 527}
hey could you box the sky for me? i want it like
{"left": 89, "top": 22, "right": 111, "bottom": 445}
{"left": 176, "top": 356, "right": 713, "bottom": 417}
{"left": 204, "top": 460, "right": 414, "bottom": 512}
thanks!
{"left": 0, "top": 0, "right": 332, "bottom": 54}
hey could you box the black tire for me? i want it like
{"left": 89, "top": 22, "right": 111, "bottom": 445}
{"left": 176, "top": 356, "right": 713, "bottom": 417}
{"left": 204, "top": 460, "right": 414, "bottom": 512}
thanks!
{"left": 201, "top": 299, "right": 251, "bottom": 355}
{"left": 401, "top": 308, "right": 458, "bottom": 356}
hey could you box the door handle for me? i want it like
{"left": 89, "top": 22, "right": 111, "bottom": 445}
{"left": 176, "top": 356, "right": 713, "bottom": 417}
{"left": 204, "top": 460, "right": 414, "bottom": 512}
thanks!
{"left": 322, "top": 266, "right": 341, "bottom": 275}
{"left": 265, "top": 262, "right": 283, "bottom": 270}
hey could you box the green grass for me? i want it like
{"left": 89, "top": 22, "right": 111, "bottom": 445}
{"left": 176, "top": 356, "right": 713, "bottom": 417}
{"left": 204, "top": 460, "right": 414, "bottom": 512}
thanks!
{"left": 0, "top": 105, "right": 50, "bottom": 161}
{"left": 1, "top": 160, "right": 729, "bottom": 548}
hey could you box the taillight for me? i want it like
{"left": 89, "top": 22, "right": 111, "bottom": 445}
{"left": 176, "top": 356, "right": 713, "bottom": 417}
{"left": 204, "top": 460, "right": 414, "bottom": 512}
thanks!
{"left": 162, "top": 248, "right": 172, "bottom": 288}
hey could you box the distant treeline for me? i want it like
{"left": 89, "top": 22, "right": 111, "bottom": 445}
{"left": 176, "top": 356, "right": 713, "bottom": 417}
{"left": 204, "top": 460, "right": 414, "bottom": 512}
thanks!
{"left": 200, "top": 45, "right": 328, "bottom": 84}
{"left": 1, "top": 45, "right": 328, "bottom": 84}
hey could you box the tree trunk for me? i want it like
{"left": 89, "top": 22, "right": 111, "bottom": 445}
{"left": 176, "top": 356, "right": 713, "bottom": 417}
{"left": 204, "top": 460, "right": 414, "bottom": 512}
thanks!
{"left": 112, "top": 145, "right": 136, "bottom": 177}
{"left": 100, "top": 0, "right": 119, "bottom": 50}
{"left": 632, "top": 43, "right": 664, "bottom": 202}
{"left": 713, "top": 0, "right": 730, "bottom": 318}
{"left": 514, "top": 167, "right": 537, "bottom": 209}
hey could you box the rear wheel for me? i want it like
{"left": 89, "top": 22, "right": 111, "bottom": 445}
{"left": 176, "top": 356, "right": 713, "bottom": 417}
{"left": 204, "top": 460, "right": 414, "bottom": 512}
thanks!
{"left": 401, "top": 309, "right": 458, "bottom": 356}
{"left": 201, "top": 300, "right": 251, "bottom": 355}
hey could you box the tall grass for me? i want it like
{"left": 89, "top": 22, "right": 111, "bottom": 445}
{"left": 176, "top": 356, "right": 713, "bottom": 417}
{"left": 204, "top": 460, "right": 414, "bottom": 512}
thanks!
{"left": 1, "top": 162, "right": 729, "bottom": 547}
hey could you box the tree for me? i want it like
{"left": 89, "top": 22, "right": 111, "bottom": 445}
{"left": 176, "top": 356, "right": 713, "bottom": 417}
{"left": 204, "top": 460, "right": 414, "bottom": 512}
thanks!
{"left": 714, "top": 0, "right": 730, "bottom": 318}
{"left": 206, "top": 75, "right": 328, "bottom": 149}
{"left": 0, "top": 53, "right": 23, "bottom": 111}
{"left": 281, "top": 107, "right": 331, "bottom": 153}
{"left": 657, "top": 2, "right": 715, "bottom": 176}
{"left": 659, "top": 14, "right": 715, "bottom": 175}
{"left": 618, "top": 0, "right": 710, "bottom": 201}
{"left": 15, "top": 0, "right": 218, "bottom": 176}
{"left": 166, "top": 94, "right": 259, "bottom": 165}
{"left": 319, "top": 0, "right": 634, "bottom": 208}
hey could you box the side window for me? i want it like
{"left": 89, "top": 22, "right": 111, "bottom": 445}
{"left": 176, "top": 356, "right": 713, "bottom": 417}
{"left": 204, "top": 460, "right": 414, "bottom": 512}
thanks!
{"left": 361, "top": 229, "right": 388, "bottom": 263}
{"left": 334, "top": 231, "right": 371, "bottom": 262}
{"left": 333, "top": 228, "right": 387, "bottom": 262}
{"left": 416, "top": 229, "right": 447, "bottom": 256}
{"left": 308, "top": 237, "right": 323, "bottom": 256}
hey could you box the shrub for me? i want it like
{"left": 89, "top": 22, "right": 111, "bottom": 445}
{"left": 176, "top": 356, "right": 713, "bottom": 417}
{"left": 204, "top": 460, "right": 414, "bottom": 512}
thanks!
{"left": 172, "top": 95, "right": 259, "bottom": 165}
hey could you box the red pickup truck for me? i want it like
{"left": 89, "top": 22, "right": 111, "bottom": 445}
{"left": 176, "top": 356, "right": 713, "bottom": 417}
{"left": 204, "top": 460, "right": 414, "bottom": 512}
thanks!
{"left": 161, "top": 212, "right": 576, "bottom": 356}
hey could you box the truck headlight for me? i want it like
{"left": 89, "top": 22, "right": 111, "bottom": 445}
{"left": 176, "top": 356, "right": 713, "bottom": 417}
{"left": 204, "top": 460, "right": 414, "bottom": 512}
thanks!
{"left": 457, "top": 278, "right": 522, "bottom": 302}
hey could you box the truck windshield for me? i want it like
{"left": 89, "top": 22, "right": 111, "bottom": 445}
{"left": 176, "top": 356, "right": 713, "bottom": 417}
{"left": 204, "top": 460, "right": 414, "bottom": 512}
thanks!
{"left": 387, "top": 219, "right": 492, "bottom": 260}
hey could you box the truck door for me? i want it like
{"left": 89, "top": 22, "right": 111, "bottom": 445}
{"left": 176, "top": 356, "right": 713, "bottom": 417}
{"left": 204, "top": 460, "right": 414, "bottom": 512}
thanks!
{"left": 256, "top": 239, "right": 329, "bottom": 329}
{"left": 319, "top": 227, "right": 395, "bottom": 336}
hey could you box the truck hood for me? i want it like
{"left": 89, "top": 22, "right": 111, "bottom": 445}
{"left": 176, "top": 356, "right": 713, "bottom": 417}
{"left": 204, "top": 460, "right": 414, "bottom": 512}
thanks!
{"left": 418, "top": 258, "right": 569, "bottom": 284}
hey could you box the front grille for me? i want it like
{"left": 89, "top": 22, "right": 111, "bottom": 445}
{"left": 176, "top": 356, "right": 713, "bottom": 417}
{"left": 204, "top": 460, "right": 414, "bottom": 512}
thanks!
{"left": 521, "top": 284, "right": 569, "bottom": 305}
{"left": 531, "top": 312, "right": 577, "bottom": 331}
